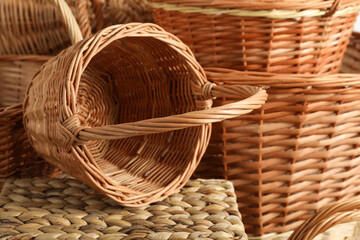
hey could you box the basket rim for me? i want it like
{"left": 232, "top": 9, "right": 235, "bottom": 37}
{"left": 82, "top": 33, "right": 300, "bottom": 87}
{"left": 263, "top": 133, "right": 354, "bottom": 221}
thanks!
{"left": 150, "top": 0, "right": 360, "bottom": 19}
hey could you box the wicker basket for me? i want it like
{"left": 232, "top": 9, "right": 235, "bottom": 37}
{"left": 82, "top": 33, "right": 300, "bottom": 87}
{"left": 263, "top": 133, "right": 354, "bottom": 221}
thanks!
{"left": 90, "top": 0, "right": 153, "bottom": 32}
{"left": 0, "top": 0, "right": 84, "bottom": 107}
{"left": 289, "top": 200, "right": 360, "bottom": 240}
{"left": 0, "top": 104, "right": 61, "bottom": 179}
{"left": 22, "top": 23, "right": 267, "bottom": 207}
{"left": 341, "top": 32, "right": 360, "bottom": 73}
{"left": 194, "top": 67, "right": 360, "bottom": 236}
{"left": 0, "top": 0, "right": 84, "bottom": 179}
{"left": 151, "top": 0, "right": 360, "bottom": 74}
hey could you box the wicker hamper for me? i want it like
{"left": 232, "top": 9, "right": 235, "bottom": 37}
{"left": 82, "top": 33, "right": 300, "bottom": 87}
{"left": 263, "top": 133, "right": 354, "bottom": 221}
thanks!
{"left": 151, "top": 0, "right": 360, "bottom": 74}
{"left": 23, "top": 23, "right": 267, "bottom": 207}
{"left": 194, "top": 68, "right": 360, "bottom": 237}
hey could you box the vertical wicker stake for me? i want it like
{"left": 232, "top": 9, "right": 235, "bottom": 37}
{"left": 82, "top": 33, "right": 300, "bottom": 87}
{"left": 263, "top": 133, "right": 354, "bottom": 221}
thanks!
{"left": 23, "top": 23, "right": 267, "bottom": 206}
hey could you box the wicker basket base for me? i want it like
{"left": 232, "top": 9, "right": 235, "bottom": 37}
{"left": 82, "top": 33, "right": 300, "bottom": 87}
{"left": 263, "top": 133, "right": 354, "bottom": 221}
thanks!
{"left": 0, "top": 178, "right": 247, "bottom": 240}
{"left": 248, "top": 222, "right": 360, "bottom": 240}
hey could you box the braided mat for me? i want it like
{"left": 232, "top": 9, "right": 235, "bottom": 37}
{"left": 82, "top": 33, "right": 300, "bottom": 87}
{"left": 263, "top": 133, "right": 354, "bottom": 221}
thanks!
{"left": 0, "top": 178, "right": 247, "bottom": 240}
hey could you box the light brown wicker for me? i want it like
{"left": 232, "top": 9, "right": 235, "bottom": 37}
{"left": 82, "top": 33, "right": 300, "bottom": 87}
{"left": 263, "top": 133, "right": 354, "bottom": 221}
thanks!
{"left": 195, "top": 67, "right": 360, "bottom": 236}
{"left": 90, "top": 0, "right": 153, "bottom": 32}
{"left": 289, "top": 200, "right": 360, "bottom": 240}
{"left": 23, "top": 23, "right": 267, "bottom": 207}
{"left": 0, "top": 104, "right": 61, "bottom": 179}
{"left": 0, "top": 178, "right": 247, "bottom": 239}
{"left": 341, "top": 32, "right": 360, "bottom": 73}
{"left": 0, "top": 0, "right": 83, "bottom": 55}
{"left": 0, "top": 0, "right": 84, "bottom": 107}
{"left": 151, "top": 0, "right": 360, "bottom": 74}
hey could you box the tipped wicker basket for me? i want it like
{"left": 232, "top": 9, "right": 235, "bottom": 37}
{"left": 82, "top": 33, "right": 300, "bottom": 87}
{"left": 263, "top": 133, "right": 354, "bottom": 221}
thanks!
{"left": 0, "top": 104, "right": 61, "bottom": 179}
{"left": 195, "top": 68, "right": 360, "bottom": 236}
{"left": 289, "top": 200, "right": 360, "bottom": 240}
{"left": 151, "top": 0, "right": 360, "bottom": 74}
{"left": 23, "top": 23, "right": 267, "bottom": 207}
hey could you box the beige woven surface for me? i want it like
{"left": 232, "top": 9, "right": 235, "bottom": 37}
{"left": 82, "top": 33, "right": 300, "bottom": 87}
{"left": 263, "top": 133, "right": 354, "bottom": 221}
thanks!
{"left": 152, "top": 0, "right": 360, "bottom": 74}
{"left": 0, "top": 178, "right": 247, "bottom": 240}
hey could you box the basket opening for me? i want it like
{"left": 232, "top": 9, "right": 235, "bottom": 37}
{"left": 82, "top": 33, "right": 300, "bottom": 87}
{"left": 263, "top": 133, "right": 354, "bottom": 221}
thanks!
{"left": 77, "top": 36, "right": 204, "bottom": 193}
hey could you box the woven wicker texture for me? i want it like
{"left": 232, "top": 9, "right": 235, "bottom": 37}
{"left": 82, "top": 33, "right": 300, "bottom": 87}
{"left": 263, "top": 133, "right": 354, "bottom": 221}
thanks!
{"left": 341, "top": 32, "right": 360, "bottom": 73}
{"left": 289, "top": 200, "right": 360, "bottom": 240}
{"left": 151, "top": 0, "right": 360, "bottom": 74}
{"left": 0, "top": 0, "right": 84, "bottom": 107}
{"left": 0, "top": 0, "right": 82, "bottom": 55}
{"left": 0, "top": 178, "right": 247, "bottom": 240}
{"left": 0, "top": 104, "right": 61, "bottom": 179}
{"left": 103, "top": 0, "right": 153, "bottom": 27}
{"left": 23, "top": 23, "right": 267, "bottom": 207}
{"left": 194, "top": 68, "right": 360, "bottom": 236}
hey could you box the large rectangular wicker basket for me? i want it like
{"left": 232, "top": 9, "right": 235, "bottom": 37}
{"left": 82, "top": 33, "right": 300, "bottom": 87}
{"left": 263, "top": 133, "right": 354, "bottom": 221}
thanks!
{"left": 151, "top": 0, "right": 360, "bottom": 74}
{"left": 194, "top": 68, "right": 360, "bottom": 237}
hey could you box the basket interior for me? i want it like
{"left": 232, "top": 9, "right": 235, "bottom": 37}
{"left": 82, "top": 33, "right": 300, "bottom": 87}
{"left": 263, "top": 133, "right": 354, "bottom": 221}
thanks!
{"left": 76, "top": 36, "right": 205, "bottom": 193}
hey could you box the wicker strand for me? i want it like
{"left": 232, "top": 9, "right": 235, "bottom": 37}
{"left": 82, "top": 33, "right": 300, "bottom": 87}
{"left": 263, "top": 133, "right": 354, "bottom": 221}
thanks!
{"left": 288, "top": 200, "right": 360, "bottom": 240}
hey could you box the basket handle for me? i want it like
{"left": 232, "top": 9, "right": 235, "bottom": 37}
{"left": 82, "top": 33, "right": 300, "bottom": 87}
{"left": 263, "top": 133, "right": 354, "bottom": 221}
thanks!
{"left": 52, "top": 0, "right": 84, "bottom": 44}
{"left": 59, "top": 83, "right": 267, "bottom": 150}
{"left": 323, "top": 0, "right": 340, "bottom": 17}
{"left": 288, "top": 200, "right": 360, "bottom": 240}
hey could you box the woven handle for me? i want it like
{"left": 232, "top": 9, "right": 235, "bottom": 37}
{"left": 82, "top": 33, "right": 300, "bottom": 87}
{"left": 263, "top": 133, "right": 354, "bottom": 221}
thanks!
{"left": 52, "top": 0, "right": 83, "bottom": 44}
{"left": 323, "top": 0, "right": 340, "bottom": 17}
{"left": 288, "top": 200, "right": 360, "bottom": 240}
{"left": 66, "top": 84, "right": 267, "bottom": 145}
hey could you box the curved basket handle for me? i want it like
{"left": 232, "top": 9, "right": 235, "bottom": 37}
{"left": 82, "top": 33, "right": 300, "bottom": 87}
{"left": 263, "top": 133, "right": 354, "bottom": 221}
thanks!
{"left": 59, "top": 83, "right": 267, "bottom": 150}
{"left": 288, "top": 200, "right": 360, "bottom": 240}
{"left": 52, "top": 0, "right": 84, "bottom": 44}
{"left": 323, "top": 0, "right": 340, "bottom": 17}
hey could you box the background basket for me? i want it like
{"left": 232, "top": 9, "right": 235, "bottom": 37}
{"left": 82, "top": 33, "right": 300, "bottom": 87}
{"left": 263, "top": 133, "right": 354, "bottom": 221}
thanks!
{"left": 289, "top": 200, "right": 360, "bottom": 240}
{"left": 0, "top": 104, "right": 61, "bottom": 179}
{"left": 194, "top": 68, "right": 360, "bottom": 236}
{"left": 0, "top": 0, "right": 84, "bottom": 107}
{"left": 341, "top": 31, "right": 360, "bottom": 73}
{"left": 0, "top": 0, "right": 84, "bottom": 179}
{"left": 151, "top": 0, "right": 360, "bottom": 74}
{"left": 23, "top": 23, "right": 267, "bottom": 206}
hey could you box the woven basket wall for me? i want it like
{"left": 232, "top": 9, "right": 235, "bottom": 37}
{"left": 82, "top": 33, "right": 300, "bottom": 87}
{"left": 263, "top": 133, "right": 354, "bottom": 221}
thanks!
{"left": 23, "top": 23, "right": 267, "bottom": 207}
{"left": 341, "top": 32, "right": 360, "bottom": 73}
{"left": 151, "top": 0, "right": 360, "bottom": 74}
{"left": 0, "top": 0, "right": 84, "bottom": 179}
{"left": 194, "top": 68, "right": 360, "bottom": 236}
{"left": 0, "top": 104, "right": 61, "bottom": 179}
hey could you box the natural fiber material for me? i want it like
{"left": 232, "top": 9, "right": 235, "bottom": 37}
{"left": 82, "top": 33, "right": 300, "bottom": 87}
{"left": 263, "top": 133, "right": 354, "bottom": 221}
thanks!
{"left": 102, "top": 0, "right": 153, "bottom": 28}
{"left": 195, "top": 68, "right": 360, "bottom": 236}
{"left": 341, "top": 32, "right": 360, "bottom": 73}
{"left": 0, "top": 56, "right": 50, "bottom": 107}
{"left": 151, "top": 0, "right": 360, "bottom": 74}
{"left": 0, "top": 0, "right": 82, "bottom": 55}
{"left": 0, "top": 177, "right": 247, "bottom": 240}
{"left": 0, "top": 104, "right": 61, "bottom": 179}
{"left": 289, "top": 200, "right": 360, "bottom": 240}
{"left": 23, "top": 23, "right": 267, "bottom": 207}
{"left": 0, "top": 0, "right": 84, "bottom": 107}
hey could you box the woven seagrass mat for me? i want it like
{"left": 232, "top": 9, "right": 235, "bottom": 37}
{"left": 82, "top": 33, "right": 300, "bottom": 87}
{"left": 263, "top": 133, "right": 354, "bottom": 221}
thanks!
{"left": 0, "top": 178, "right": 247, "bottom": 240}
